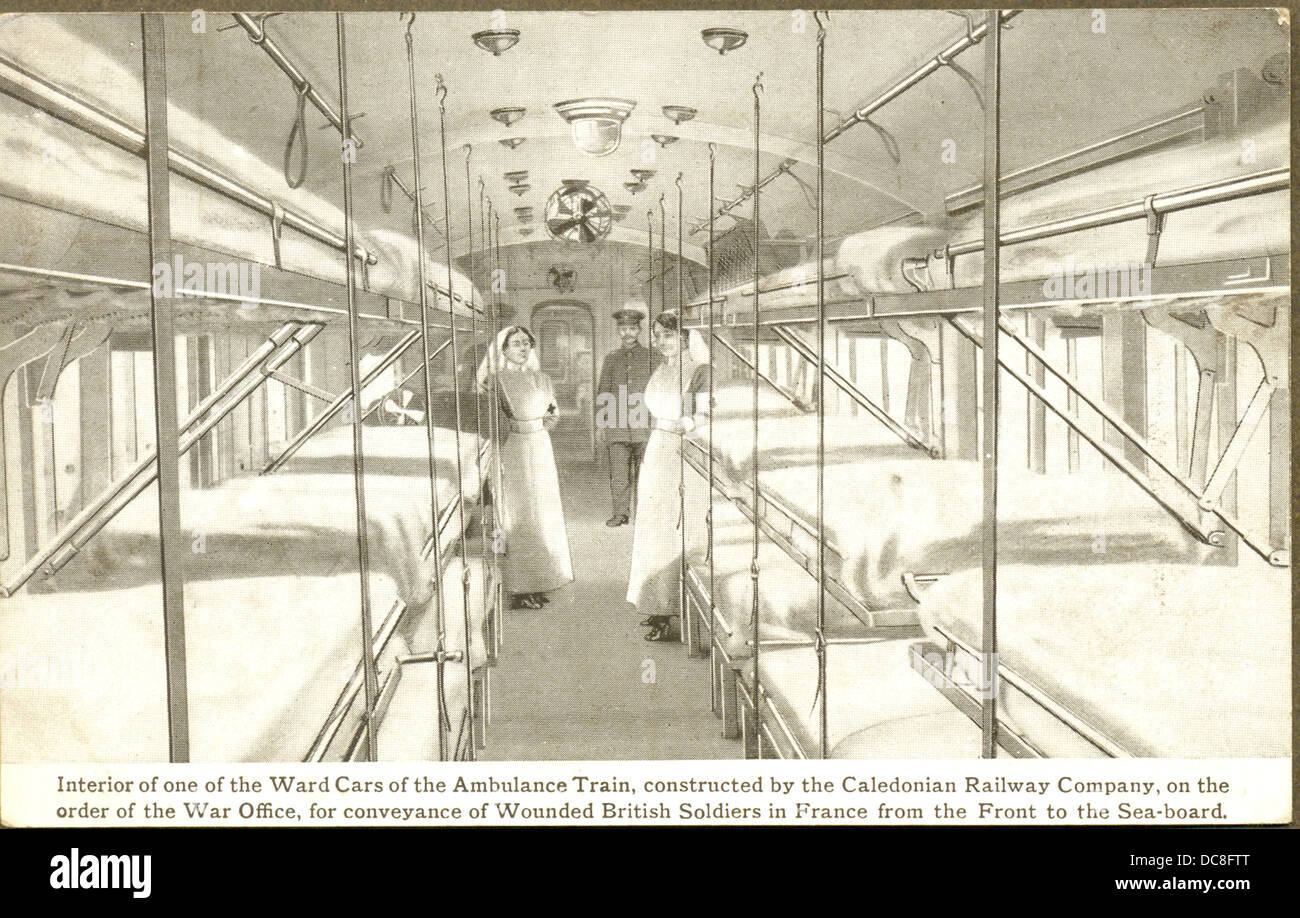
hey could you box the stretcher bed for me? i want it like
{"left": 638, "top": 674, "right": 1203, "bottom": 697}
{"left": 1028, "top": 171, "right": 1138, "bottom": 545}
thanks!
{"left": 0, "top": 14, "right": 482, "bottom": 310}
{"left": 945, "top": 117, "right": 1289, "bottom": 291}
{"left": 0, "top": 561, "right": 488, "bottom": 763}
{"left": 689, "top": 380, "right": 1205, "bottom": 614}
{"left": 683, "top": 498, "right": 979, "bottom": 758}
{"left": 685, "top": 377, "right": 1236, "bottom": 759}
{"left": 910, "top": 556, "right": 1291, "bottom": 758}
{"left": 1, "top": 425, "right": 494, "bottom": 762}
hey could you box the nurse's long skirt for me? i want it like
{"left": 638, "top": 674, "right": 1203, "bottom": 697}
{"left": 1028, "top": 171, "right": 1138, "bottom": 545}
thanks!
{"left": 496, "top": 425, "right": 574, "bottom": 594}
{"left": 626, "top": 429, "right": 688, "bottom": 615}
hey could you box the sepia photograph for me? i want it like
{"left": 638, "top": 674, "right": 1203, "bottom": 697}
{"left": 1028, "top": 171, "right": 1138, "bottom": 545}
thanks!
{"left": 0, "top": 4, "right": 1292, "bottom": 846}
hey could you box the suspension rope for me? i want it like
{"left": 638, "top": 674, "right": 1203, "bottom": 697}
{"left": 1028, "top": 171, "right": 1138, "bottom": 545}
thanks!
{"left": 334, "top": 12, "right": 380, "bottom": 763}
{"left": 402, "top": 13, "right": 452, "bottom": 758}
{"left": 815, "top": 11, "right": 829, "bottom": 760}
{"left": 750, "top": 71, "right": 764, "bottom": 760}
{"left": 283, "top": 83, "right": 309, "bottom": 189}
{"left": 435, "top": 73, "right": 477, "bottom": 761}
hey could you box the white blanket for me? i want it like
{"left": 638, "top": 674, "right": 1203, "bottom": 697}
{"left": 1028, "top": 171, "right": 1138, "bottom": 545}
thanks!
{"left": 915, "top": 557, "right": 1291, "bottom": 757}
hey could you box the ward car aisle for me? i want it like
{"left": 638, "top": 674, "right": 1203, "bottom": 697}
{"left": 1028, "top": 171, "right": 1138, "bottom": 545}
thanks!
{"left": 479, "top": 446, "right": 734, "bottom": 760}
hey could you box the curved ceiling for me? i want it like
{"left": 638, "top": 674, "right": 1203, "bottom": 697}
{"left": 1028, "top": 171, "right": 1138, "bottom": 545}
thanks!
{"left": 35, "top": 9, "right": 1290, "bottom": 269}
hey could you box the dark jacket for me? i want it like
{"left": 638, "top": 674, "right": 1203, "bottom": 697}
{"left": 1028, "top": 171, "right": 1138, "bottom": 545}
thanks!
{"left": 595, "top": 343, "right": 661, "bottom": 442}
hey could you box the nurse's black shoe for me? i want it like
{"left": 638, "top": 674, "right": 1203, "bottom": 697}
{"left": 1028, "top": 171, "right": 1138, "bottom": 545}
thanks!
{"left": 536, "top": 593, "right": 550, "bottom": 605}
{"left": 511, "top": 593, "right": 544, "bottom": 610}
{"left": 644, "top": 617, "right": 674, "bottom": 641}
{"left": 606, "top": 514, "right": 629, "bottom": 528}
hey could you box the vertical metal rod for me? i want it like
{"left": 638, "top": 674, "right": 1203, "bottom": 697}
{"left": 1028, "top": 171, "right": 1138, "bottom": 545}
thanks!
{"left": 751, "top": 72, "right": 764, "bottom": 760}
{"left": 140, "top": 12, "right": 189, "bottom": 763}
{"left": 1066, "top": 336, "right": 1081, "bottom": 472}
{"left": 706, "top": 142, "right": 718, "bottom": 713}
{"left": 646, "top": 209, "right": 655, "bottom": 382}
{"left": 814, "top": 12, "right": 829, "bottom": 759}
{"left": 436, "top": 75, "right": 477, "bottom": 761}
{"left": 659, "top": 194, "right": 667, "bottom": 324}
{"left": 483, "top": 189, "right": 506, "bottom": 537}
{"left": 403, "top": 16, "right": 450, "bottom": 761}
{"left": 980, "top": 9, "right": 1002, "bottom": 760}
{"left": 335, "top": 12, "right": 380, "bottom": 762}
{"left": 482, "top": 194, "right": 507, "bottom": 654}
{"left": 491, "top": 206, "right": 507, "bottom": 522}
{"left": 676, "top": 173, "right": 687, "bottom": 648}
{"left": 466, "top": 148, "right": 491, "bottom": 669}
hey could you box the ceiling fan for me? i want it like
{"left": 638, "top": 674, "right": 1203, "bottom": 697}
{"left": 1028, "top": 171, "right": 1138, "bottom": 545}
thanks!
{"left": 544, "top": 182, "right": 613, "bottom": 243}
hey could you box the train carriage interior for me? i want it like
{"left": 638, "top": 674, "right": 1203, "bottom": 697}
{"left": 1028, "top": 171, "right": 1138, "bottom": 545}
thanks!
{"left": 0, "top": 8, "right": 1290, "bottom": 762}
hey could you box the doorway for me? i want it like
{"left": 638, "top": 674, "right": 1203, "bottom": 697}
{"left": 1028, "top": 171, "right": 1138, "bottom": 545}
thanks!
{"left": 530, "top": 299, "right": 596, "bottom": 459}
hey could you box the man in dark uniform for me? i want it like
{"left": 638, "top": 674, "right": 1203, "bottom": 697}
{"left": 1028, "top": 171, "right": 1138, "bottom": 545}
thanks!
{"left": 595, "top": 304, "right": 661, "bottom": 527}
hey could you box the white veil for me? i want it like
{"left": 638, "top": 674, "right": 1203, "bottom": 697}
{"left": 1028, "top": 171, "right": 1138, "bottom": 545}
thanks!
{"left": 476, "top": 324, "right": 540, "bottom": 389}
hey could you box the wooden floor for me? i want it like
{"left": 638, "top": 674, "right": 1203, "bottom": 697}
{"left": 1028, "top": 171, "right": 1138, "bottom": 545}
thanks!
{"left": 479, "top": 439, "right": 736, "bottom": 761}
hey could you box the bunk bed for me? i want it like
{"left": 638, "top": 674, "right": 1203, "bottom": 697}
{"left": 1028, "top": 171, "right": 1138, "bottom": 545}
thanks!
{"left": 683, "top": 22, "right": 1289, "bottom": 758}
{"left": 0, "top": 15, "right": 502, "bottom": 762}
{"left": 910, "top": 555, "right": 1291, "bottom": 758}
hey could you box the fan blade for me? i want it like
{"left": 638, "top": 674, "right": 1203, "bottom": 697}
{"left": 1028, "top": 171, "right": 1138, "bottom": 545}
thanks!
{"left": 549, "top": 216, "right": 583, "bottom": 234}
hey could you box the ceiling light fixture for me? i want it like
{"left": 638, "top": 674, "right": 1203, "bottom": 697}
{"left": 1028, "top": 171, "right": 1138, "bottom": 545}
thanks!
{"left": 504, "top": 170, "right": 529, "bottom": 183}
{"left": 662, "top": 105, "right": 697, "bottom": 125}
{"left": 509, "top": 183, "right": 531, "bottom": 196}
{"left": 472, "top": 29, "right": 520, "bottom": 56}
{"left": 630, "top": 169, "right": 655, "bottom": 182}
{"left": 490, "top": 106, "right": 526, "bottom": 127}
{"left": 701, "top": 27, "right": 748, "bottom": 55}
{"left": 518, "top": 226, "right": 536, "bottom": 236}
{"left": 651, "top": 134, "right": 679, "bottom": 149}
{"left": 515, "top": 206, "right": 533, "bottom": 220}
{"left": 499, "top": 137, "right": 526, "bottom": 150}
{"left": 553, "top": 97, "right": 636, "bottom": 157}
{"left": 624, "top": 181, "right": 645, "bottom": 195}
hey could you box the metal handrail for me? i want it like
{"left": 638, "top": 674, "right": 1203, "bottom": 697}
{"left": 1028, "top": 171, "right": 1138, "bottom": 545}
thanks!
{"left": 228, "top": 13, "right": 362, "bottom": 149}
{"left": 0, "top": 54, "right": 375, "bottom": 267}
{"left": 946, "top": 167, "right": 1288, "bottom": 258}
{"left": 711, "top": 9, "right": 1021, "bottom": 223}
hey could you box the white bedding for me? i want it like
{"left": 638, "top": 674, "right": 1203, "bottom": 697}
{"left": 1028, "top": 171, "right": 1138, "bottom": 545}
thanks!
{"left": 63, "top": 425, "right": 484, "bottom": 589}
{"left": 693, "top": 384, "right": 1203, "bottom": 610}
{"left": 686, "top": 496, "right": 881, "bottom": 662}
{"left": 754, "top": 639, "right": 982, "bottom": 758}
{"left": 0, "top": 542, "right": 489, "bottom": 764}
{"left": 694, "top": 381, "right": 915, "bottom": 485}
{"left": 2, "top": 424, "right": 491, "bottom": 762}
{"left": 0, "top": 15, "right": 481, "bottom": 308}
{"left": 701, "top": 118, "right": 1288, "bottom": 312}
{"left": 948, "top": 118, "right": 1290, "bottom": 289}
{"left": 914, "top": 556, "right": 1291, "bottom": 757}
